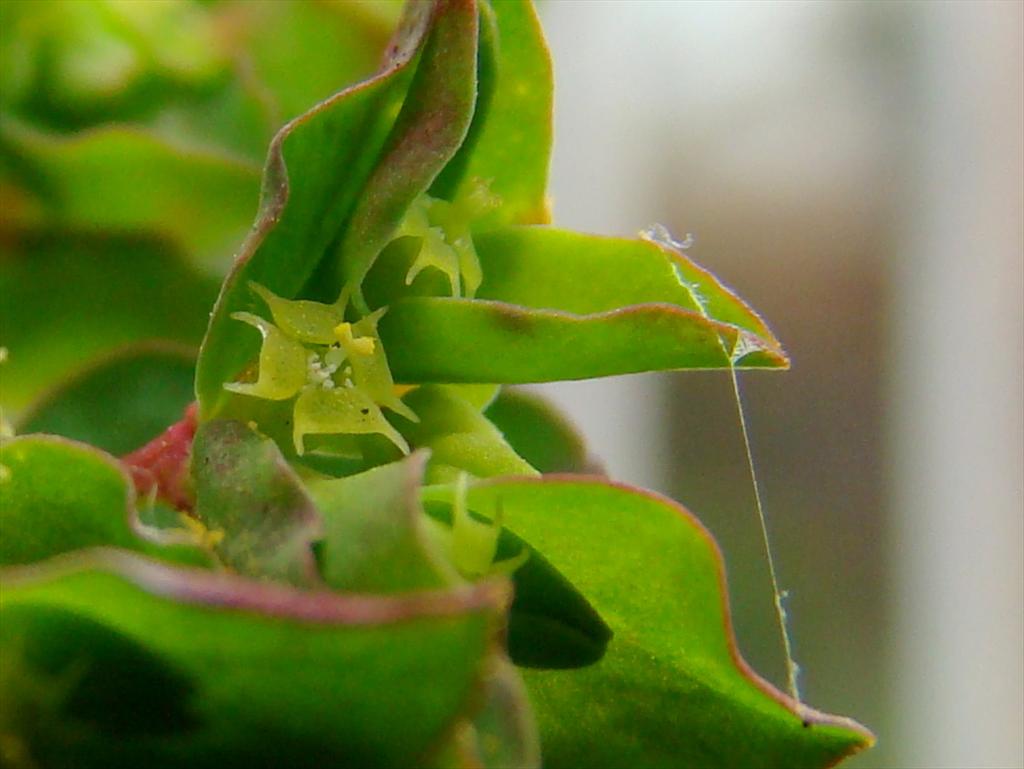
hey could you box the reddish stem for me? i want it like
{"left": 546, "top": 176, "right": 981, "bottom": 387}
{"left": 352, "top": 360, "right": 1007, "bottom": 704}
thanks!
{"left": 122, "top": 402, "right": 198, "bottom": 512}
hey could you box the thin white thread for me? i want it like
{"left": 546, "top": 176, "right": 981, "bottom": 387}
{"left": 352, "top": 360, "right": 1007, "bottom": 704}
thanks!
{"left": 727, "top": 363, "right": 802, "bottom": 708}
{"left": 642, "top": 224, "right": 802, "bottom": 708}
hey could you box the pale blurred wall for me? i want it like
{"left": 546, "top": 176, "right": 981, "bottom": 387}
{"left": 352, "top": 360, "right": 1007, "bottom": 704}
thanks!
{"left": 889, "top": 4, "right": 1023, "bottom": 768}
{"left": 537, "top": 2, "right": 1023, "bottom": 768}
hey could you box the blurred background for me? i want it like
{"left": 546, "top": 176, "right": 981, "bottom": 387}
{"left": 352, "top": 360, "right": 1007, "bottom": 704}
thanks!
{"left": 1, "top": 2, "right": 1021, "bottom": 767}
{"left": 537, "top": 3, "right": 1023, "bottom": 768}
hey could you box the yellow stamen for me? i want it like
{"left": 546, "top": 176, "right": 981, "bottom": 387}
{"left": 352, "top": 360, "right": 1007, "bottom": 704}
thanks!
{"left": 178, "top": 514, "right": 225, "bottom": 549}
{"left": 334, "top": 322, "right": 375, "bottom": 355}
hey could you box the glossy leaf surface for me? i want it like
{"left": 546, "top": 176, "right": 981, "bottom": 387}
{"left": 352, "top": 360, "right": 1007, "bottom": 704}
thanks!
{"left": 424, "top": 477, "right": 873, "bottom": 768}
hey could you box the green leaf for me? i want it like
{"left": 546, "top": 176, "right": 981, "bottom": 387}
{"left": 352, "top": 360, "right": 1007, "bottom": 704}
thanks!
{"left": 475, "top": 227, "right": 781, "bottom": 342}
{"left": 0, "top": 549, "right": 509, "bottom": 768}
{"left": 0, "top": 118, "right": 261, "bottom": 271}
{"left": 308, "top": 454, "right": 541, "bottom": 768}
{"left": 17, "top": 344, "right": 196, "bottom": 456}
{"left": 0, "top": 437, "right": 142, "bottom": 566}
{"left": 0, "top": 232, "right": 218, "bottom": 413}
{"left": 377, "top": 226, "right": 787, "bottom": 384}
{"left": 503, "top": 534, "right": 612, "bottom": 671}
{"left": 0, "top": 435, "right": 206, "bottom": 568}
{"left": 467, "top": 657, "right": 541, "bottom": 769}
{"left": 422, "top": 498, "right": 612, "bottom": 671}
{"left": 197, "top": 0, "right": 472, "bottom": 418}
{"left": 431, "top": 656, "right": 541, "bottom": 769}
{"left": 484, "top": 388, "right": 591, "bottom": 474}
{"left": 380, "top": 296, "right": 785, "bottom": 385}
{"left": 434, "top": 0, "right": 552, "bottom": 227}
{"left": 427, "top": 477, "right": 873, "bottom": 768}
{"left": 307, "top": 452, "right": 457, "bottom": 593}
{"left": 396, "top": 385, "right": 537, "bottom": 481}
{"left": 191, "top": 420, "right": 323, "bottom": 586}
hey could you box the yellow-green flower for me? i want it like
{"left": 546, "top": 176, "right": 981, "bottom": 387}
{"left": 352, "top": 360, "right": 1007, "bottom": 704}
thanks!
{"left": 223, "top": 183, "right": 498, "bottom": 459}
{"left": 225, "top": 283, "right": 412, "bottom": 456}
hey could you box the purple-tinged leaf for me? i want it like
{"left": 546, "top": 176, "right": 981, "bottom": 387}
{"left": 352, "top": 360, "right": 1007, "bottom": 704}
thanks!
{"left": 191, "top": 420, "right": 323, "bottom": 586}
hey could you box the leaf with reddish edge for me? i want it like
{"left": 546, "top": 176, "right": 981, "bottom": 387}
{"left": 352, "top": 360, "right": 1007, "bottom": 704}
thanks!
{"left": 196, "top": 0, "right": 476, "bottom": 419}
{"left": 190, "top": 419, "right": 324, "bottom": 587}
{"left": 337, "top": 0, "right": 479, "bottom": 309}
{"left": 0, "top": 435, "right": 207, "bottom": 568}
{"left": 376, "top": 224, "right": 788, "bottom": 385}
{"left": 422, "top": 476, "right": 874, "bottom": 768}
{"left": 0, "top": 548, "right": 510, "bottom": 769}
{"left": 473, "top": 227, "right": 781, "bottom": 344}
{"left": 381, "top": 297, "right": 785, "bottom": 386}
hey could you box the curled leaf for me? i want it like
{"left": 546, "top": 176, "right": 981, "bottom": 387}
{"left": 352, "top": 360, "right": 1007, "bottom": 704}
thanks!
{"left": 307, "top": 451, "right": 456, "bottom": 592}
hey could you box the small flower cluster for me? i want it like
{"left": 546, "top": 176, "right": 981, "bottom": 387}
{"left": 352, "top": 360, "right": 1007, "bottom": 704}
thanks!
{"left": 395, "top": 179, "right": 499, "bottom": 299}
{"left": 226, "top": 185, "right": 496, "bottom": 458}
{"left": 224, "top": 284, "right": 413, "bottom": 456}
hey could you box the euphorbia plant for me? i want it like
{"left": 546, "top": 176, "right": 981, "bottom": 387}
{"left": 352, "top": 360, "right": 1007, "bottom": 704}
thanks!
{"left": 0, "top": 1, "right": 874, "bottom": 767}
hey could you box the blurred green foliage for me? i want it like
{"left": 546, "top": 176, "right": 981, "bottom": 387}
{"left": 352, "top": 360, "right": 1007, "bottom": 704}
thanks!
{"left": 0, "top": 0, "right": 398, "bottom": 411}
